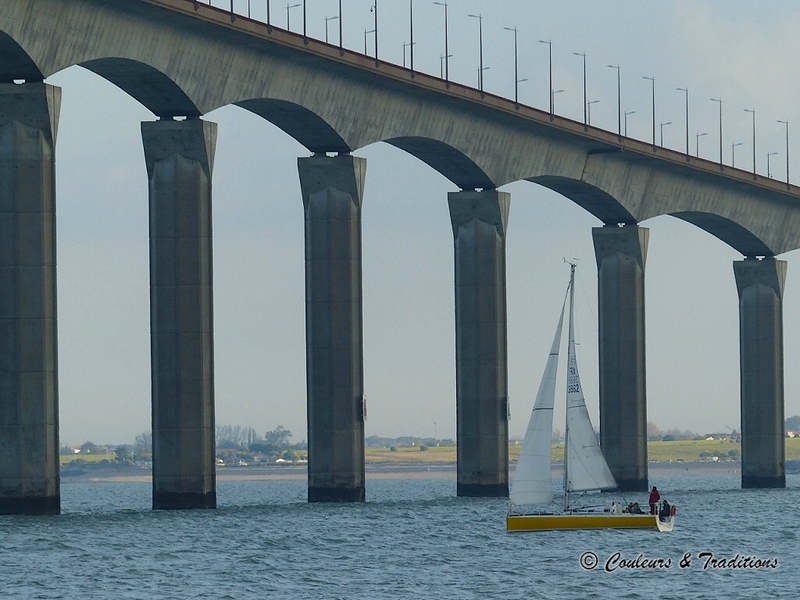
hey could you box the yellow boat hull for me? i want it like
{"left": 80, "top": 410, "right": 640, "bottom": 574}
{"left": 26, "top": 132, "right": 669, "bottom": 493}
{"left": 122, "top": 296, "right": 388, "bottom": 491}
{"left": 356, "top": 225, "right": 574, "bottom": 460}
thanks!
{"left": 506, "top": 513, "right": 673, "bottom": 532}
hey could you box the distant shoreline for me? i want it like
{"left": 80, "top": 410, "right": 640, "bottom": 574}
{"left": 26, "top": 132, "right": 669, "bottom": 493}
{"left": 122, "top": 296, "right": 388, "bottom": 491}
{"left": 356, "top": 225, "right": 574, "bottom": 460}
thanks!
{"left": 60, "top": 460, "right": 743, "bottom": 484}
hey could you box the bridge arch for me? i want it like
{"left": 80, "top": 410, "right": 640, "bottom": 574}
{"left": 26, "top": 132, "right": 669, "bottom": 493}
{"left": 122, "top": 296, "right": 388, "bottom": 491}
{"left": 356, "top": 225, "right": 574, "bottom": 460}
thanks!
{"left": 385, "top": 136, "right": 494, "bottom": 191}
{"left": 527, "top": 175, "right": 635, "bottom": 225}
{"left": 664, "top": 211, "right": 773, "bottom": 257}
{"left": 0, "top": 31, "right": 42, "bottom": 82}
{"left": 80, "top": 58, "right": 199, "bottom": 119}
{"left": 236, "top": 98, "right": 349, "bottom": 154}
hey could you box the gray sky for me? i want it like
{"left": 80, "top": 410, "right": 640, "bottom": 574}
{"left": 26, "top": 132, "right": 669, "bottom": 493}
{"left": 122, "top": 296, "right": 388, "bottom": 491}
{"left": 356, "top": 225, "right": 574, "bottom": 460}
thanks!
{"left": 44, "top": 0, "right": 800, "bottom": 445}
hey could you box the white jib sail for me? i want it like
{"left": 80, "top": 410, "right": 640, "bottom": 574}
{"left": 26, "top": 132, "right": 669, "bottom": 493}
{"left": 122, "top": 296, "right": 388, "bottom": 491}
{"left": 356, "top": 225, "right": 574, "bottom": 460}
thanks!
{"left": 564, "top": 265, "right": 617, "bottom": 495}
{"left": 508, "top": 289, "right": 568, "bottom": 508}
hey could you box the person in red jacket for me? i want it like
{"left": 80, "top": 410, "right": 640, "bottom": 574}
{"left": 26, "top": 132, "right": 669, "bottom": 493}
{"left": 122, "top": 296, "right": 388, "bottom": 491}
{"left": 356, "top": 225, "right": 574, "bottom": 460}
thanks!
{"left": 648, "top": 486, "right": 660, "bottom": 515}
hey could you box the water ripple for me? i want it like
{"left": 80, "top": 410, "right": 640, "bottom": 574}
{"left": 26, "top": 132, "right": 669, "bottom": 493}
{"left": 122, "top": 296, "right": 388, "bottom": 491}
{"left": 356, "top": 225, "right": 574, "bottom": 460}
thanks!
{"left": 1, "top": 474, "right": 798, "bottom": 597}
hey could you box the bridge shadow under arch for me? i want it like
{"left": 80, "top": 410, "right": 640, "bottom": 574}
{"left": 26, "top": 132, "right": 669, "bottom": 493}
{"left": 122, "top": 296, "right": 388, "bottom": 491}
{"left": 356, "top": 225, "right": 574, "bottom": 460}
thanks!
{"left": 666, "top": 211, "right": 773, "bottom": 257}
{"left": 0, "top": 31, "right": 43, "bottom": 82}
{"left": 237, "top": 98, "right": 350, "bottom": 155}
{"left": 81, "top": 58, "right": 199, "bottom": 119}
{"left": 527, "top": 175, "right": 635, "bottom": 226}
{"left": 385, "top": 137, "right": 494, "bottom": 191}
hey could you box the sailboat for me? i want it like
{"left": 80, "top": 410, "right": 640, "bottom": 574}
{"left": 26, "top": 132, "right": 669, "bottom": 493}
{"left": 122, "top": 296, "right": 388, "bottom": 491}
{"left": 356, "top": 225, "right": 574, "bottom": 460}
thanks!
{"left": 506, "top": 262, "right": 675, "bottom": 532}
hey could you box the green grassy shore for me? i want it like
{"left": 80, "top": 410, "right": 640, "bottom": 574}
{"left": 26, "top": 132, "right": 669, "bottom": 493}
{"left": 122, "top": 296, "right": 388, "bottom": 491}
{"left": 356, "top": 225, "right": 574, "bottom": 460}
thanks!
{"left": 59, "top": 437, "right": 800, "bottom": 466}
{"left": 362, "top": 438, "right": 800, "bottom": 465}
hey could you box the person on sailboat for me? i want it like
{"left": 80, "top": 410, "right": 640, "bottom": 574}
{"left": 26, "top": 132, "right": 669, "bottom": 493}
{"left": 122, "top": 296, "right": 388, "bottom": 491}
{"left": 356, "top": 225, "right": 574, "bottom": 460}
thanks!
{"left": 659, "top": 500, "right": 671, "bottom": 521}
{"left": 648, "top": 486, "right": 660, "bottom": 515}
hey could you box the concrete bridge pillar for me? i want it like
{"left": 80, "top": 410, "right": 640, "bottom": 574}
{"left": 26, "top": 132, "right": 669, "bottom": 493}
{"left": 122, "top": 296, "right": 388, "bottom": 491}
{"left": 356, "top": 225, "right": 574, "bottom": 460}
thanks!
{"left": 448, "top": 189, "right": 510, "bottom": 497}
{"left": 734, "top": 256, "right": 786, "bottom": 488}
{"left": 298, "top": 154, "right": 366, "bottom": 503}
{"left": 592, "top": 224, "right": 649, "bottom": 492}
{"left": 142, "top": 119, "right": 217, "bottom": 510}
{"left": 0, "top": 82, "right": 61, "bottom": 515}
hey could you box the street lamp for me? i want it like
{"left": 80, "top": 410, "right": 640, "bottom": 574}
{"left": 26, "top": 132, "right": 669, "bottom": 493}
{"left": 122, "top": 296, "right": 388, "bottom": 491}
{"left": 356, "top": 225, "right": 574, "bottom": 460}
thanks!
{"left": 408, "top": 0, "right": 414, "bottom": 71}
{"left": 778, "top": 119, "right": 790, "bottom": 184}
{"left": 370, "top": 1, "right": 378, "bottom": 60}
{"left": 677, "top": 87, "right": 689, "bottom": 155}
{"left": 552, "top": 89, "right": 564, "bottom": 115}
{"left": 696, "top": 132, "right": 707, "bottom": 157}
{"left": 624, "top": 110, "right": 636, "bottom": 137}
{"left": 364, "top": 28, "right": 375, "bottom": 55}
{"left": 286, "top": 3, "right": 300, "bottom": 31}
{"left": 574, "top": 52, "right": 587, "bottom": 126}
{"left": 505, "top": 28, "right": 526, "bottom": 105}
{"left": 475, "top": 66, "right": 492, "bottom": 88}
{"left": 744, "top": 108, "right": 756, "bottom": 175}
{"left": 468, "top": 14, "right": 485, "bottom": 92}
{"left": 588, "top": 100, "right": 600, "bottom": 126}
{"left": 732, "top": 142, "right": 743, "bottom": 168}
{"left": 325, "top": 15, "right": 339, "bottom": 44}
{"left": 439, "top": 53, "right": 452, "bottom": 78}
{"left": 660, "top": 121, "right": 672, "bottom": 147}
{"left": 767, "top": 152, "right": 778, "bottom": 178}
{"left": 267, "top": 0, "right": 271, "bottom": 27}
{"left": 540, "top": 40, "right": 554, "bottom": 115}
{"left": 643, "top": 76, "right": 655, "bottom": 146}
{"left": 710, "top": 98, "right": 723, "bottom": 166}
{"left": 608, "top": 64, "right": 621, "bottom": 137}
{"left": 433, "top": 2, "right": 449, "bottom": 82}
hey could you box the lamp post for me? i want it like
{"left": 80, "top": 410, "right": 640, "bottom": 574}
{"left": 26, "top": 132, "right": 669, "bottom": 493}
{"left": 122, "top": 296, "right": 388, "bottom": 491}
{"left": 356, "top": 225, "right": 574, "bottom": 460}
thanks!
{"left": 660, "top": 121, "right": 672, "bottom": 147}
{"left": 574, "top": 52, "right": 587, "bottom": 126}
{"left": 778, "top": 119, "right": 790, "bottom": 184}
{"left": 624, "top": 110, "right": 636, "bottom": 137}
{"left": 267, "top": 0, "right": 271, "bottom": 27}
{"left": 732, "top": 142, "right": 743, "bottom": 168}
{"left": 439, "top": 54, "right": 452, "bottom": 78}
{"left": 505, "top": 28, "right": 526, "bottom": 105}
{"left": 677, "top": 87, "right": 689, "bottom": 155}
{"left": 370, "top": 1, "right": 378, "bottom": 60}
{"left": 608, "top": 64, "right": 621, "bottom": 137}
{"left": 468, "top": 14, "right": 484, "bottom": 92}
{"left": 552, "top": 89, "right": 564, "bottom": 115}
{"left": 696, "top": 132, "right": 707, "bottom": 157}
{"left": 403, "top": 42, "right": 411, "bottom": 67}
{"left": 767, "top": 152, "right": 778, "bottom": 178}
{"left": 286, "top": 3, "right": 300, "bottom": 30}
{"left": 588, "top": 100, "right": 600, "bottom": 126}
{"left": 433, "top": 2, "right": 449, "bottom": 82}
{"left": 409, "top": 0, "right": 414, "bottom": 71}
{"left": 325, "top": 15, "right": 339, "bottom": 43}
{"left": 303, "top": 0, "right": 306, "bottom": 39}
{"left": 643, "top": 76, "right": 655, "bottom": 146}
{"left": 710, "top": 98, "right": 723, "bottom": 165}
{"left": 540, "top": 40, "right": 554, "bottom": 115}
{"left": 364, "top": 28, "right": 375, "bottom": 55}
{"left": 744, "top": 108, "right": 756, "bottom": 175}
{"left": 338, "top": 0, "right": 342, "bottom": 52}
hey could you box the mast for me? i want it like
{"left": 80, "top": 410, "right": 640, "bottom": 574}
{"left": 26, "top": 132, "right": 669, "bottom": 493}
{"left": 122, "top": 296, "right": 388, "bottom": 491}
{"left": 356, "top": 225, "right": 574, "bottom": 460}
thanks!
{"left": 563, "top": 261, "right": 576, "bottom": 511}
{"left": 563, "top": 262, "right": 617, "bottom": 502}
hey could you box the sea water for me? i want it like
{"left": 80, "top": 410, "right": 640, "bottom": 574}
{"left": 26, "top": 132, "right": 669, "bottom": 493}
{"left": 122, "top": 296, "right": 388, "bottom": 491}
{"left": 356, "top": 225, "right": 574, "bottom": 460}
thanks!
{"left": 1, "top": 471, "right": 798, "bottom": 599}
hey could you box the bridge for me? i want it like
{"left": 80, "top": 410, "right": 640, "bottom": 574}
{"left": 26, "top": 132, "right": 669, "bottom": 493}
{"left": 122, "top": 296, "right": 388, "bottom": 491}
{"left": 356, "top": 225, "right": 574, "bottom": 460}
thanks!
{"left": 1, "top": 0, "right": 794, "bottom": 513}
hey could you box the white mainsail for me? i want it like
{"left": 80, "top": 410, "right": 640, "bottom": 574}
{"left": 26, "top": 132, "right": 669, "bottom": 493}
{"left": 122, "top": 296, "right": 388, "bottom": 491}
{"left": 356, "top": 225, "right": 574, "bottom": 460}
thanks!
{"left": 508, "top": 289, "right": 568, "bottom": 508}
{"left": 564, "top": 263, "right": 617, "bottom": 498}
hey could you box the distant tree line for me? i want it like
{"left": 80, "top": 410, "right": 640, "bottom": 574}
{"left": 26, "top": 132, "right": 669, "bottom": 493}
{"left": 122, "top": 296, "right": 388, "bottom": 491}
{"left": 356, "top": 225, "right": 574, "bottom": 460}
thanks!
{"left": 365, "top": 435, "right": 455, "bottom": 448}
